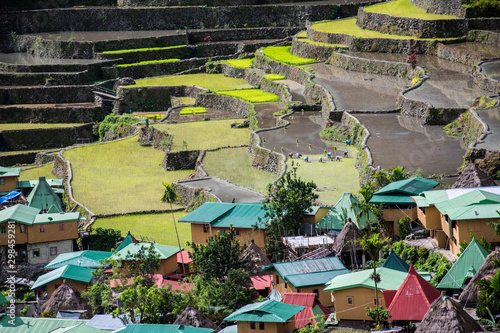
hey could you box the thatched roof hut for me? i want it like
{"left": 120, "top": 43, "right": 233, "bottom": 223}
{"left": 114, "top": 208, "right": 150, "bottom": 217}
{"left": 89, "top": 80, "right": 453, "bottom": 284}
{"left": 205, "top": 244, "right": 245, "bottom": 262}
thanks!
{"left": 459, "top": 249, "right": 500, "bottom": 305}
{"left": 173, "top": 306, "right": 218, "bottom": 330}
{"left": 333, "top": 220, "right": 363, "bottom": 255}
{"left": 41, "top": 280, "right": 91, "bottom": 318}
{"left": 241, "top": 240, "right": 271, "bottom": 276}
{"left": 415, "top": 296, "right": 482, "bottom": 333}
{"left": 452, "top": 163, "right": 497, "bottom": 189}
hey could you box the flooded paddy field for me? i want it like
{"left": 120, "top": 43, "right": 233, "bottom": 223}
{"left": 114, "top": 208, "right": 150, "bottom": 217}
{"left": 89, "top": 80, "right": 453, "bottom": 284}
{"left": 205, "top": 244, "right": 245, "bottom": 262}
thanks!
{"left": 0, "top": 53, "right": 107, "bottom": 65}
{"left": 475, "top": 105, "right": 500, "bottom": 151}
{"left": 480, "top": 60, "right": 500, "bottom": 81}
{"left": 32, "top": 30, "right": 183, "bottom": 42}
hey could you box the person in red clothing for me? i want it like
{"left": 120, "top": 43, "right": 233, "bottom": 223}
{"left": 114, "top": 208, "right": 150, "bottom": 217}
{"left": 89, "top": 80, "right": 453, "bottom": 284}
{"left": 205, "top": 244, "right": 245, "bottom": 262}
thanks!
{"left": 406, "top": 49, "right": 417, "bottom": 68}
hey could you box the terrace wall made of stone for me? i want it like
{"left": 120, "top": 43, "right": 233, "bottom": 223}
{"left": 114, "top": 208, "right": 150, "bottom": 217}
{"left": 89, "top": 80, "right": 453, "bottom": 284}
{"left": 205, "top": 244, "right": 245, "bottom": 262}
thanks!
{"left": 119, "top": 85, "right": 205, "bottom": 111}
{"left": 0, "top": 85, "right": 95, "bottom": 105}
{"left": 0, "top": 105, "right": 106, "bottom": 124}
{"left": 410, "top": 0, "right": 465, "bottom": 17}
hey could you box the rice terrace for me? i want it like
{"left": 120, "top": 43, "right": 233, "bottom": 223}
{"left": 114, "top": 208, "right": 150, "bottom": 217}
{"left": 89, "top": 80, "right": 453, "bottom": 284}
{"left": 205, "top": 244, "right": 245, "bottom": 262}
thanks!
{"left": 0, "top": 0, "right": 500, "bottom": 330}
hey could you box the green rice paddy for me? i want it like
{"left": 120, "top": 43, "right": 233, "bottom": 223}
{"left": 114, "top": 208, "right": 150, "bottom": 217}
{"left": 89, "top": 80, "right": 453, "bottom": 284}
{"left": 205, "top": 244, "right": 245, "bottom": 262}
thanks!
{"left": 93, "top": 212, "right": 192, "bottom": 250}
{"left": 179, "top": 107, "right": 207, "bottom": 115}
{"left": 298, "top": 38, "right": 348, "bottom": 48}
{"left": 263, "top": 46, "right": 316, "bottom": 65}
{"left": 63, "top": 135, "right": 193, "bottom": 214}
{"left": 216, "top": 89, "right": 280, "bottom": 103}
{"left": 263, "top": 74, "right": 286, "bottom": 80}
{"left": 115, "top": 59, "right": 180, "bottom": 67}
{"left": 203, "top": 147, "right": 277, "bottom": 194}
{"left": 288, "top": 148, "right": 360, "bottom": 205}
{"left": 19, "top": 163, "right": 57, "bottom": 181}
{"left": 222, "top": 58, "right": 255, "bottom": 68}
{"left": 179, "top": 97, "right": 195, "bottom": 105}
{"left": 132, "top": 73, "right": 254, "bottom": 91}
{"left": 311, "top": 18, "right": 462, "bottom": 40}
{"left": 153, "top": 119, "right": 251, "bottom": 151}
{"left": 101, "top": 45, "right": 187, "bottom": 54}
{"left": 365, "top": 0, "right": 458, "bottom": 19}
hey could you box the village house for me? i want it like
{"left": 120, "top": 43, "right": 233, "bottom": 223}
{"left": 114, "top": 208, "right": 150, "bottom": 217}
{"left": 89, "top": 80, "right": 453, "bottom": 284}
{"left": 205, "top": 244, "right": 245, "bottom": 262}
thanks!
{"left": 112, "top": 242, "right": 181, "bottom": 276}
{"left": 262, "top": 257, "right": 350, "bottom": 307}
{"left": 412, "top": 187, "right": 500, "bottom": 255}
{"left": 369, "top": 177, "right": 439, "bottom": 237}
{"left": 224, "top": 299, "right": 304, "bottom": 333}
{"left": 282, "top": 292, "right": 332, "bottom": 329}
{"left": 179, "top": 202, "right": 269, "bottom": 250}
{"left": 0, "top": 204, "right": 81, "bottom": 265}
{"left": 30, "top": 264, "right": 96, "bottom": 298}
{"left": 0, "top": 166, "right": 20, "bottom": 194}
{"left": 26, "top": 176, "right": 64, "bottom": 212}
{"left": 300, "top": 206, "right": 330, "bottom": 235}
{"left": 44, "top": 250, "right": 112, "bottom": 270}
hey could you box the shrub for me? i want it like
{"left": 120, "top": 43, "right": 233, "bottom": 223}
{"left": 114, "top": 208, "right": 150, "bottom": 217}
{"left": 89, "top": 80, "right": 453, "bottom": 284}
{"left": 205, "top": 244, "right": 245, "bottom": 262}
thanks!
{"left": 97, "top": 114, "right": 139, "bottom": 140}
{"left": 22, "top": 292, "right": 36, "bottom": 302}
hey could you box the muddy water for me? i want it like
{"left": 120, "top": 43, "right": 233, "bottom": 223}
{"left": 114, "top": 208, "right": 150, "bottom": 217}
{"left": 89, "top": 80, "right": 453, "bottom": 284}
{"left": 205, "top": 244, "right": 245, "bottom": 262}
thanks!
{"left": 445, "top": 42, "right": 500, "bottom": 59}
{"left": 254, "top": 102, "right": 285, "bottom": 129}
{"left": 480, "top": 60, "right": 500, "bottom": 81}
{"left": 309, "top": 62, "right": 407, "bottom": 111}
{"left": 276, "top": 79, "right": 307, "bottom": 103}
{"left": 354, "top": 113, "right": 465, "bottom": 176}
{"left": 475, "top": 105, "right": 500, "bottom": 151}
{"left": 33, "top": 30, "right": 182, "bottom": 42}
{"left": 0, "top": 53, "right": 104, "bottom": 65}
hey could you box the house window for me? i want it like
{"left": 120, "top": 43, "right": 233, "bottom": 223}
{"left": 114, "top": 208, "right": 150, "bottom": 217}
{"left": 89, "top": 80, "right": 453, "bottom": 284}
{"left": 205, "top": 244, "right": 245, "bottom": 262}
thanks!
{"left": 33, "top": 249, "right": 40, "bottom": 257}
{"left": 259, "top": 322, "right": 265, "bottom": 330}
{"left": 50, "top": 247, "right": 57, "bottom": 256}
{"left": 59, "top": 222, "right": 64, "bottom": 231}
{"left": 276, "top": 275, "right": 280, "bottom": 284}
{"left": 203, "top": 224, "right": 209, "bottom": 233}
{"left": 234, "top": 229, "right": 240, "bottom": 236}
{"left": 20, "top": 225, "right": 25, "bottom": 233}
{"left": 347, "top": 297, "right": 354, "bottom": 305}
{"left": 374, "top": 298, "right": 377, "bottom": 305}
{"left": 39, "top": 224, "right": 45, "bottom": 232}
{"left": 0, "top": 179, "right": 5, "bottom": 185}
{"left": 313, "top": 289, "right": 319, "bottom": 297}
{"left": 250, "top": 321, "right": 256, "bottom": 329}
{"left": 284, "top": 282, "right": 288, "bottom": 289}
{"left": 0, "top": 226, "right": 6, "bottom": 234}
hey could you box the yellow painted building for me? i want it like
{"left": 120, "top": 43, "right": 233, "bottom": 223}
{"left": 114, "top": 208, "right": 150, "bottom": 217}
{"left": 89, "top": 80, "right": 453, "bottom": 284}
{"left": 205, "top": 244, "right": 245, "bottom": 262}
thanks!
{"left": 0, "top": 166, "right": 20, "bottom": 193}
{"left": 31, "top": 264, "right": 95, "bottom": 298}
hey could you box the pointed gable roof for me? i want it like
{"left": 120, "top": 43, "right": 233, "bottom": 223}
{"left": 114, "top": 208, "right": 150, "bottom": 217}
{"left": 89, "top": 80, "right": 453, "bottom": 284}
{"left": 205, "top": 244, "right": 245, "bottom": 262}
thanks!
{"left": 370, "top": 177, "right": 439, "bottom": 205}
{"left": 387, "top": 265, "right": 441, "bottom": 321}
{"left": 316, "top": 192, "right": 374, "bottom": 230}
{"left": 437, "top": 237, "right": 488, "bottom": 290}
{"left": 116, "top": 231, "right": 138, "bottom": 252}
{"left": 224, "top": 299, "right": 305, "bottom": 323}
{"left": 27, "top": 177, "right": 63, "bottom": 212}
{"left": 382, "top": 250, "right": 410, "bottom": 272}
{"left": 282, "top": 292, "right": 331, "bottom": 329}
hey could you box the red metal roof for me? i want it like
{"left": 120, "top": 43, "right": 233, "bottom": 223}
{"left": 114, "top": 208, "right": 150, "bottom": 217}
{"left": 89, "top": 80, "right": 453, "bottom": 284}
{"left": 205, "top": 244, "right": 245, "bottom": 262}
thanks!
{"left": 177, "top": 251, "right": 193, "bottom": 264}
{"left": 109, "top": 274, "right": 193, "bottom": 292}
{"left": 381, "top": 289, "right": 397, "bottom": 309}
{"left": 282, "top": 292, "right": 331, "bottom": 329}
{"left": 387, "top": 265, "right": 440, "bottom": 321}
{"left": 162, "top": 279, "right": 193, "bottom": 292}
{"left": 250, "top": 275, "right": 272, "bottom": 290}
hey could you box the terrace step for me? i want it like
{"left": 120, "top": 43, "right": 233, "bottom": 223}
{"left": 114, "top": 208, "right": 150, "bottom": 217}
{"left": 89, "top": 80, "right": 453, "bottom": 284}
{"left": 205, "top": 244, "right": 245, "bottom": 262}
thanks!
{"left": 0, "top": 103, "right": 105, "bottom": 124}
{"left": 0, "top": 71, "right": 93, "bottom": 86}
{"left": 0, "top": 85, "right": 95, "bottom": 105}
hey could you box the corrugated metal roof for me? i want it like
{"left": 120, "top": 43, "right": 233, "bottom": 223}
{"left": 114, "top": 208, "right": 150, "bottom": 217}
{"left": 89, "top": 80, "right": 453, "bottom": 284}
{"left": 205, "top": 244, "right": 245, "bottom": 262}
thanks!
{"left": 283, "top": 235, "right": 334, "bottom": 248}
{"left": 0, "top": 204, "right": 40, "bottom": 224}
{"left": 437, "top": 238, "right": 488, "bottom": 289}
{"left": 27, "top": 176, "right": 63, "bottom": 212}
{"left": 31, "top": 265, "right": 95, "bottom": 290}
{"left": 381, "top": 251, "right": 410, "bottom": 273}
{"left": 45, "top": 251, "right": 112, "bottom": 270}
{"left": 17, "top": 178, "right": 63, "bottom": 188}
{"left": 114, "top": 324, "right": 214, "bottom": 333}
{"left": 282, "top": 293, "right": 326, "bottom": 329}
{"left": 369, "top": 194, "right": 416, "bottom": 205}
{"left": 178, "top": 202, "right": 235, "bottom": 223}
{"left": 34, "top": 212, "right": 81, "bottom": 224}
{"left": 86, "top": 314, "right": 126, "bottom": 331}
{"left": 0, "top": 315, "right": 93, "bottom": 333}
{"left": 435, "top": 189, "right": 500, "bottom": 220}
{"left": 251, "top": 275, "right": 272, "bottom": 290}
{"left": 375, "top": 177, "right": 439, "bottom": 196}
{"left": 116, "top": 231, "right": 138, "bottom": 252}
{"left": 387, "top": 265, "right": 441, "bottom": 321}
{"left": 267, "top": 288, "right": 282, "bottom": 302}
{"left": 316, "top": 192, "right": 373, "bottom": 230}
{"left": 413, "top": 186, "right": 500, "bottom": 208}
{"left": 287, "top": 270, "right": 350, "bottom": 288}
{"left": 113, "top": 243, "right": 180, "bottom": 261}
{"left": 218, "top": 325, "right": 237, "bottom": 333}
{"left": 0, "top": 166, "right": 20, "bottom": 178}
{"left": 324, "top": 267, "right": 409, "bottom": 292}
{"left": 224, "top": 299, "right": 304, "bottom": 323}
{"left": 177, "top": 251, "right": 193, "bottom": 264}
{"left": 305, "top": 206, "right": 321, "bottom": 216}
{"left": 51, "top": 323, "right": 106, "bottom": 333}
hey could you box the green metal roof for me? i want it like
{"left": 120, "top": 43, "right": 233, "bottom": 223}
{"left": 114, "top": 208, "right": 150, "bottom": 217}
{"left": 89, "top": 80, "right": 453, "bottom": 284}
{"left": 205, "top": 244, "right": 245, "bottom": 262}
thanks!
{"left": 324, "top": 267, "right": 409, "bottom": 292}
{"left": 179, "top": 202, "right": 268, "bottom": 229}
{"left": 17, "top": 179, "right": 64, "bottom": 189}
{"left": 0, "top": 166, "right": 20, "bottom": 178}
{"left": 263, "top": 257, "right": 349, "bottom": 288}
{"left": 113, "top": 243, "right": 180, "bottom": 261}
{"left": 0, "top": 204, "right": 40, "bottom": 224}
{"left": 369, "top": 194, "right": 418, "bottom": 205}
{"left": 224, "top": 299, "right": 305, "bottom": 323}
{"left": 45, "top": 251, "right": 112, "bottom": 270}
{"left": 116, "top": 231, "right": 138, "bottom": 252}
{"left": 437, "top": 238, "right": 488, "bottom": 290}
{"left": 435, "top": 189, "right": 500, "bottom": 220}
{"left": 31, "top": 264, "right": 95, "bottom": 290}
{"left": 0, "top": 316, "right": 101, "bottom": 333}
{"left": 374, "top": 177, "right": 439, "bottom": 196}
{"left": 50, "top": 324, "right": 107, "bottom": 333}
{"left": 34, "top": 212, "right": 81, "bottom": 224}
{"left": 305, "top": 206, "right": 321, "bottom": 216}
{"left": 316, "top": 192, "right": 373, "bottom": 230}
{"left": 114, "top": 324, "right": 214, "bottom": 333}
{"left": 0, "top": 292, "right": 7, "bottom": 306}
{"left": 381, "top": 251, "right": 410, "bottom": 272}
{"left": 27, "top": 177, "right": 63, "bottom": 212}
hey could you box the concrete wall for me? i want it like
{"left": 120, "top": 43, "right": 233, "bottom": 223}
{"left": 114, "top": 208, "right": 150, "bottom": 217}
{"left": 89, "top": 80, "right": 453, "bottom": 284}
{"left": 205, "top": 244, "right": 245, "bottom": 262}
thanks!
{"left": 27, "top": 239, "right": 74, "bottom": 265}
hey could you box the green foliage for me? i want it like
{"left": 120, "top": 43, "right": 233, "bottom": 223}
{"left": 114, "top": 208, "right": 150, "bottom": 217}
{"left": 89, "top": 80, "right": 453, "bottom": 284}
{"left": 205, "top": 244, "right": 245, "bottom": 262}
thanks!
{"left": 216, "top": 89, "right": 280, "bottom": 103}
{"left": 82, "top": 280, "right": 115, "bottom": 315}
{"left": 87, "top": 227, "right": 123, "bottom": 251}
{"left": 263, "top": 163, "right": 318, "bottom": 260}
{"left": 114, "top": 58, "right": 180, "bottom": 67}
{"left": 366, "top": 306, "right": 391, "bottom": 328}
{"left": 20, "top": 306, "right": 29, "bottom": 316}
{"left": 372, "top": 165, "right": 411, "bottom": 189}
{"left": 263, "top": 46, "right": 316, "bottom": 65}
{"left": 397, "top": 216, "right": 412, "bottom": 240}
{"left": 102, "top": 45, "right": 186, "bottom": 54}
{"left": 121, "top": 244, "right": 161, "bottom": 288}
{"left": 97, "top": 114, "right": 138, "bottom": 140}
{"left": 477, "top": 271, "right": 500, "bottom": 319}
{"left": 297, "top": 317, "right": 326, "bottom": 333}
{"left": 158, "top": 137, "right": 172, "bottom": 151}
{"left": 188, "top": 228, "right": 245, "bottom": 282}
{"left": 22, "top": 292, "right": 35, "bottom": 302}
{"left": 133, "top": 73, "right": 253, "bottom": 91}
{"left": 40, "top": 310, "right": 56, "bottom": 318}
{"left": 365, "top": 0, "right": 458, "bottom": 19}
{"left": 222, "top": 58, "right": 254, "bottom": 68}
{"left": 462, "top": 0, "right": 500, "bottom": 17}
{"left": 179, "top": 107, "right": 207, "bottom": 115}
{"left": 263, "top": 74, "right": 286, "bottom": 80}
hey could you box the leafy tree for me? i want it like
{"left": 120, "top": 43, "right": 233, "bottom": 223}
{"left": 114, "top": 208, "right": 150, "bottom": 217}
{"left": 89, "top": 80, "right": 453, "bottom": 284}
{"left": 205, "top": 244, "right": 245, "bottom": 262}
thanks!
{"left": 458, "top": 233, "right": 491, "bottom": 256}
{"left": 477, "top": 270, "right": 500, "bottom": 319}
{"left": 188, "top": 228, "right": 245, "bottom": 282}
{"left": 359, "top": 233, "right": 389, "bottom": 328}
{"left": 262, "top": 163, "right": 318, "bottom": 259}
{"left": 161, "top": 182, "right": 185, "bottom": 274}
{"left": 82, "top": 280, "right": 115, "bottom": 315}
{"left": 397, "top": 216, "right": 412, "bottom": 240}
{"left": 121, "top": 244, "right": 161, "bottom": 288}
{"left": 352, "top": 185, "right": 383, "bottom": 234}
{"left": 87, "top": 227, "right": 123, "bottom": 251}
{"left": 373, "top": 165, "right": 411, "bottom": 189}
{"left": 296, "top": 317, "right": 326, "bottom": 333}
{"left": 366, "top": 306, "right": 391, "bottom": 330}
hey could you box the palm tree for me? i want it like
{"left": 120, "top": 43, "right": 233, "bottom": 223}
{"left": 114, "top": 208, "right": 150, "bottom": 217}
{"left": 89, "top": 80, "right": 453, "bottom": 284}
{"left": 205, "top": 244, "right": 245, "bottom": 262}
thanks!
{"left": 359, "top": 233, "right": 389, "bottom": 327}
{"left": 161, "top": 182, "right": 185, "bottom": 275}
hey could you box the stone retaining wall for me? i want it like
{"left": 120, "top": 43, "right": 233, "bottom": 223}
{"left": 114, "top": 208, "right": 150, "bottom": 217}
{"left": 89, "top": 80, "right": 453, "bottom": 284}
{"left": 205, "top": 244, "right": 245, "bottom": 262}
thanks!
{"left": 187, "top": 27, "right": 302, "bottom": 44}
{"left": 467, "top": 30, "right": 500, "bottom": 47}
{"left": 196, "top": 93, "right": 252, "bottom": 118}
{"left": 291, "top": 37, "right": 347, "bottom": 61}
{"left": 356, "top": 8, "right": 467, "bottom": 38}
{"left": 162, "top": 150, "right": 201, "bottom": 171}
{"left": 436, "top": 42, "right": 484, "bottom": 66}
{"left": 119, "top": 85, "right": 205, "bottom": 112}
{"left": 119, "top": 0, "right": 348, "bottom": 6}
{"left": 174, "top": 183, "right": 220, "bottom": 207}
{"left": 0, "top": 71, "right": 91, "bottom": 86}
{"left": 474, "top": 61, "right": 500, "bottom": 94}
{"left": 96, "top": 46, "right": 194, "bottom": 64}
{"left": 0, "top": 85, "right": 94, "bottom": 105}
{"left": 0, "top": 123, "right": 95, "bottom": 151}
{"left": 248, "top": 132, "right": 284, "bottom": 174}
{"left": 410, "top": 0, "right": 465, "bottom": 17}
{"left": 0, "top": 105, "right": 106, "bottom": 124}
{"left": 0, "top": 152, "right": 38, "bottom": 166}
{"left": 138, "top": 126, "right": 170, "bottom": 149}
{"left": 306, "top": 27, "right": 352, "bottom": 46}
